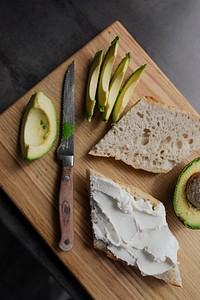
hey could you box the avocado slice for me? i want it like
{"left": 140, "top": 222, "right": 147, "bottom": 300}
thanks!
{"left": 173, "top": 157, "right": 200, "bottom": 229}
{"left": 86, "top": 49, "right": 104, "bottom": 122}
{"left": 112, "top": 64, "right": 146, "bottom": 123}
{"left": 20, "top": 92, "right": 58, "bottom": 160}
{"left": 102, "top": 53, "right": 130, "bottom": 122}
{"left": 97, "top": 36, "right": 119, "bottom": 112}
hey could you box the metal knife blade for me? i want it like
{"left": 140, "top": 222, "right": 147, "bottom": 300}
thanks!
{"left": 57, "top": 61, "right": 75, "bottom": 164}
{"left": 57, "top": 60, "right": 75, "bottom": 252}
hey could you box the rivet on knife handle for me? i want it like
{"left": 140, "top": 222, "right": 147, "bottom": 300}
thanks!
{"left": 59, "top": 165, "right": 74, "bottom": 251}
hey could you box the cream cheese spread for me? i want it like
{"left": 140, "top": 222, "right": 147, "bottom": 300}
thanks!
{"left": 90, "top": 173, "right": 179, "bottom": 276}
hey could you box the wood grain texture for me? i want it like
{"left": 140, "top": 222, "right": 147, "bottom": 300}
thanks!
{"left": 0, "top": 21, "right": 200, "bottom": 299}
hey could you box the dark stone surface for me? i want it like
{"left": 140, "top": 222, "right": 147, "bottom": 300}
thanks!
{"left": 1, "top": 0, "right": 200, "bottom": 113}
{"left": 0, "top": 0, "right": 200, "bottom": 299}
{"left": 0, "top": 189, "right": 90, "bottom": 300}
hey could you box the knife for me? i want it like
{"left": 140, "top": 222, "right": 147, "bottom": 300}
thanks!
{"left": 57, "top": 61, "right": 75, "bottom": 251}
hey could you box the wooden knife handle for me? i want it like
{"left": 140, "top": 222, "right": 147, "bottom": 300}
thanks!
{"left": 58, "top": 165, "right": 74, "bottom": 251}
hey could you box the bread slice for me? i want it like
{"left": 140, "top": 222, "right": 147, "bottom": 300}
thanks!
{"left": 89, "top": 96, "right": 200, "bottom": 173}
{"left": 88, "top": 168, "right": 182, "bottom": 287}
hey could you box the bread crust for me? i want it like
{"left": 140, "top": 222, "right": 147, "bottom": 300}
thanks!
{"left": 145, "top": 95, "right": 199, "bottom": 115}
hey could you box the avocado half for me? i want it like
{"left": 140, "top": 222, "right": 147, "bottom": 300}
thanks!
{"left": 174, "top": 157, "right": 200, "bottom": 229}
{"left": 20, "top": 92, "right": 58, "bottom": 160}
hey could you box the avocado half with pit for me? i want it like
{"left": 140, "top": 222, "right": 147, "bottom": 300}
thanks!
{"left": 174, "top": 157, "right": 200, "bottom": 229}
{"left": 20, "top": 92, "right": 58, "bottom": 160}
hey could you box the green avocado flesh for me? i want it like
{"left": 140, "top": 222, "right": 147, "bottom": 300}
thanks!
{"left": 20, "top": 92, "right": 58, "bottom": 160}
{"left": 112, "top": 64, "right": 146, "bottom": 123}
{"left": 63, "top": 122, "right": 74, "bottom": 139}
{"left": 97, "top": 36, "right": 119, "bottom": 112}
{"left": 86, "top": 49, "right": 104, "bottom": 122}
{"left": 173, "top": 157, "right": 200, "bottom": 229}
{"left": 102, "top": 52, "right": 130, "bottom": 122}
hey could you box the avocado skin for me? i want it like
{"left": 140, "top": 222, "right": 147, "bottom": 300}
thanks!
{"left": 20, "top": 94, "right": 35, "bottom": 159}
{"left": 173, "top": 157, "right": 200, "bottom": 229}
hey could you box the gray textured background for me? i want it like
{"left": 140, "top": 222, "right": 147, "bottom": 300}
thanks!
{"left": 0, "top": 0, "right": 200, "bottom": 299}
{"left": 1, "top": 0, "right": 200, "bottom": 113}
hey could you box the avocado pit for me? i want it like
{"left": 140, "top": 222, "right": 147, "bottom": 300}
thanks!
{"left": 185, "top": 172, "right": 200, "bottom": 209}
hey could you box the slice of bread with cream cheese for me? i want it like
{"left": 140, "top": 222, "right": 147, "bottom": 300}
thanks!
{"left": 87, "top": 168, "right": 182, "bottom": 286}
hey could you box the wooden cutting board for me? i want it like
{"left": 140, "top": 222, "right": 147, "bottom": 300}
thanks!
{"left": 0, "top": 21, "right": 200, "bottom": 299}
